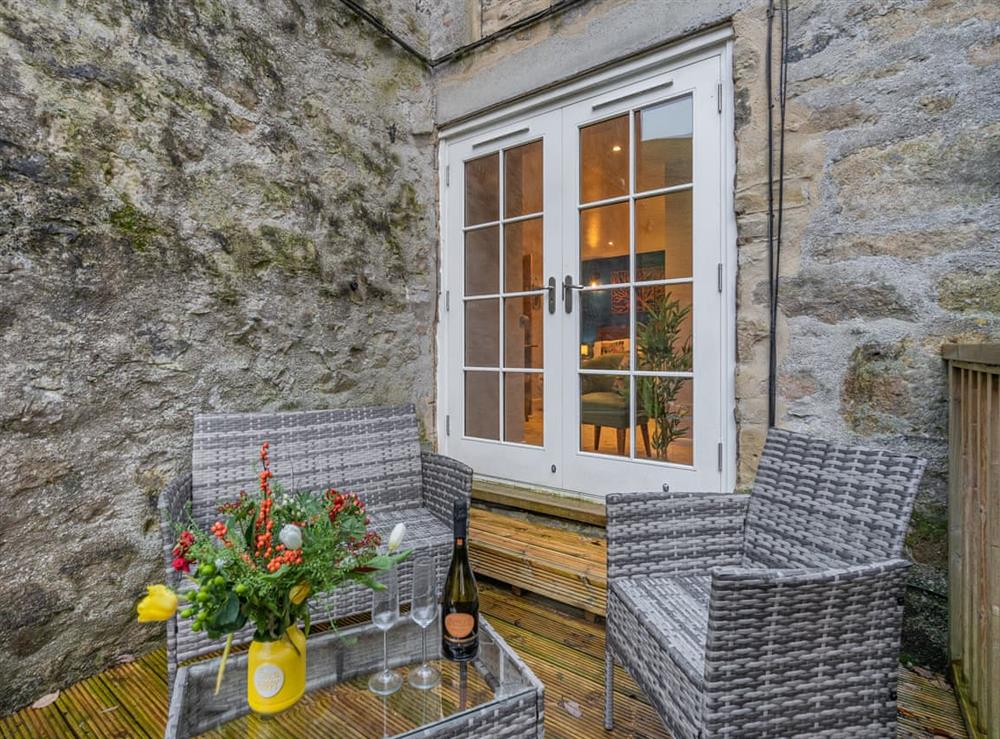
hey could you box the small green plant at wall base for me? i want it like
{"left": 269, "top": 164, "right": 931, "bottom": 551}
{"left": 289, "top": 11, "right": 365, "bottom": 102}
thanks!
{"left": 633, "top": 292, "right": 693, "bottom": 459}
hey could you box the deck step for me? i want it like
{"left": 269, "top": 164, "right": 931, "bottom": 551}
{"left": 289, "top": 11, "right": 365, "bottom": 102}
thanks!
{"left": 472, "top": 478, "right": 606, "bottom": 527}
{"left": 469, "top": 507, "right": 608, "bottom": 617}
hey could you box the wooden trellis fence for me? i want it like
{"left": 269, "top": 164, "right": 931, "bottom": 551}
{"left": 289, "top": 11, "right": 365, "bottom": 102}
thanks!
{"left": 945, "top": 344, "right": 1000, "bottom": 739}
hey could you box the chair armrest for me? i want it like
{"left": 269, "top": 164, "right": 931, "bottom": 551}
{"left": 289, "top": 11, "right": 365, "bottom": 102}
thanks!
{"left": 703, "top": 558, "right": 911, "bottom": 734}
{"left": 158, "top": 473, "right": 192, "bottom": 589}
{"left": 606, "top": 491, "right": 748, "bottom": 579}
{"left": 420, "top": 451, "right": 472, "bottom": 525}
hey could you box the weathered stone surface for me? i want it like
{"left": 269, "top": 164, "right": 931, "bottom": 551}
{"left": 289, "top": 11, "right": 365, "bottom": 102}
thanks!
{"left": 841, "top": 339, "right": 915, "bottom": 435}
{"left": 482, "top": 0, "right": 550, "bottom": 36}
{"left": 778, "top": 272, "right": 915, "bottom": 324}
{"left": 0, "top": 0, "right": 436, "bottom": 713}
{"left": 937, "top": 269, "right": 1000, "bottom": 313}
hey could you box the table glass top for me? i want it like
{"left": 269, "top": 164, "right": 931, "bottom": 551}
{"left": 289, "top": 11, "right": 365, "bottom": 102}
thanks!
{"left": 172, "top": 616, "right": 534, "bottom": 738}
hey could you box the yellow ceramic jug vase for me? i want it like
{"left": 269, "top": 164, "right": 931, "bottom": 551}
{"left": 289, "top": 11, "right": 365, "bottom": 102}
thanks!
{"left": 247, "top": 625, "right": 306, "bottom": 715}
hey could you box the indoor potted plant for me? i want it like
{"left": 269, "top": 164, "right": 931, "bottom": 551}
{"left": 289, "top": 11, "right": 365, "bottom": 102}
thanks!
{"left": 136, "top": 441, "right": 409, "bottom": 714}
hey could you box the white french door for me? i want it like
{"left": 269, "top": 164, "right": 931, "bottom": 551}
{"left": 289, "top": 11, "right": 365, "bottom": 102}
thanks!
{"left": 440, "top": 44, "right": 732, "bottom": 496}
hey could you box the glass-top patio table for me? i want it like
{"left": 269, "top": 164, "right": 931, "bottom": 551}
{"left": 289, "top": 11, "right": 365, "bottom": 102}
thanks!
{"left": 165, "top": 616, "right": 544, "bottom": 738}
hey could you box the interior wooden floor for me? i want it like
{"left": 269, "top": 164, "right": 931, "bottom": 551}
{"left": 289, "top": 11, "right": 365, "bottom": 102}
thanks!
{"left": 0, "top": 504, "right": 968, "bottom": 738}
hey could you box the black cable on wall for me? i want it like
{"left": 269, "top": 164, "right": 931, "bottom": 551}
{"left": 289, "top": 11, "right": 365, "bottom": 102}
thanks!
{"left": 766, "top": 0, "right": 790, "bottom": 428}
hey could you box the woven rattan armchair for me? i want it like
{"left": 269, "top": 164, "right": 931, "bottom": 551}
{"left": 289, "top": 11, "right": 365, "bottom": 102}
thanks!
{"left": 604, "top": 428, "right": 926, "bottom": 738}
{"left": 158, "top": 404, "right": 471, "bottom": 690}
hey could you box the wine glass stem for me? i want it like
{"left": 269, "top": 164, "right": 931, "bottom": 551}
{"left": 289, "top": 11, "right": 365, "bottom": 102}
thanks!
{"left": 383, "top": 629, "right": 388, "bottom": 675}
{"left": 421, "top": 623, "right": 427, "bottom": 667}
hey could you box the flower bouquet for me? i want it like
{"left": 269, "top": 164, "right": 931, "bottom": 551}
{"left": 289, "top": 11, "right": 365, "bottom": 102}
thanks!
{"left": 137, "top": 441, "right": 409, "bottom": 714}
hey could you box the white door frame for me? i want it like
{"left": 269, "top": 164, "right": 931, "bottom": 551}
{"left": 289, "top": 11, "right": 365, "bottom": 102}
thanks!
{"left": 437, "top": 27, "right": 737, "bottom": 496}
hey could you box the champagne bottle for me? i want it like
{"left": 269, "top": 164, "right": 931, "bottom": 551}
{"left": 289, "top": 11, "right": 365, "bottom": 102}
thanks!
{"left": 441, "top": 500, "right": 479, "bottom": 661}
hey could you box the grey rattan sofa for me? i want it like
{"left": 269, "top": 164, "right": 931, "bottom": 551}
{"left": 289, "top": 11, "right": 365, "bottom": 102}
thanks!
{"left": 604, "top": 428, "right": 926, "bottom": 738}
{"left": 158, "top": 404, "right": 471, "bottom": 690}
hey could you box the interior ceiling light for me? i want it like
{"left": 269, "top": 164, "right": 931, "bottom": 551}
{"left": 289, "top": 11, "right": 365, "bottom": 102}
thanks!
{"left": 611, "top": 144, "right": 622, "bottom": 152}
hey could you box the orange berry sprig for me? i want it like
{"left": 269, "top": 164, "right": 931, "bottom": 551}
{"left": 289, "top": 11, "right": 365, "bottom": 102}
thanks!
{"left": 266, "top": 548, "right": 303, "bottom": 573}
{"left": 254, "top": 442, "right": 274, "bottom": 558}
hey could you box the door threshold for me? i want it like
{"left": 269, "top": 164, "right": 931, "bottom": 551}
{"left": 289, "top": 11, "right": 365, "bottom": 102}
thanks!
{"left": 472, "top": 476, "right": 606, "bottom": 527}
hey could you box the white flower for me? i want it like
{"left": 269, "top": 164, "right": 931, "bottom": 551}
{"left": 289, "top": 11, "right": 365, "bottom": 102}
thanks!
{"left": 387, "top": 523, "right": 406, "bottom": 553}
{"left": 279, "top": 524, "right": 303, "bottom": 550}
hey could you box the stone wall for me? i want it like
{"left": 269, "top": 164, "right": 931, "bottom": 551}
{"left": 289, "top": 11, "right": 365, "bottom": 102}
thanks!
{"left": 0, "top": 0, "right": 437, "bottom": 713}
{"left": 434, "top": 0, "right": 1000, "bottom": 668}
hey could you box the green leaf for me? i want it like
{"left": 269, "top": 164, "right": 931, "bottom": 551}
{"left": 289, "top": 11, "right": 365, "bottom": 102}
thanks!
{"left": 210, "top": 591, "right": 241, "bottom": 630}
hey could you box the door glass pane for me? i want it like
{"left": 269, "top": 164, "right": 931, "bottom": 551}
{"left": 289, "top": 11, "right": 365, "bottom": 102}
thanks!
{"left": 579, "top": 374, "right": 630, "bottom": 457}
{"left": 635, "top": 96, "right": 692, "bottom": 192}
{"left": 504, "top": 296, "right": 543, "bottom": 369}
{"left": 580, "top": 289, "right": 630, "bottom": 368}
{"left": 579, "top": 202, "right": 628, "bottom": 282}
{"left": 465, "top": 226, "right": 499, "bottom": 296}
{"left": 504, "top": 219, "right": 543, "bottom": 292}
{"left": 465, "top": 299, "right": 499, "bottom": 367}
{"left": 465, "top": 371, "right": 500, "bottom": 440}
{"left": 635, "top": 378, "right": 693, "bottom": 464}
{"left": 635, "top": 283, "right": 692, "bottom": 372}
{"left": 465, "top": 154, "right": 499, "bottom": 226}
{"left": 580, "top": 115, "right": 628, "bottom": 203}
{"left": 635, "top": 190, "right": 692, "bottom": 280}
{"left": 504, "top": 373, "right": 543, "bottom": 446}
{"left": 504, "top": 141, "right": 543, "bottom": 217}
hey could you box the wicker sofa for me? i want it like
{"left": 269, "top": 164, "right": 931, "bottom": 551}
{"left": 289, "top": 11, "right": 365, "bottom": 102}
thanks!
{"left": 158, "top": 404, "right": 471, "bottom": 691}
{"left": 604, "top": 427, "right": 926, "bottom": 738}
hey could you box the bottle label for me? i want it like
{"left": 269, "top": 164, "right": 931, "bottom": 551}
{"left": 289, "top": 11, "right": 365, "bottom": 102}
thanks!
{"left": 253, "top": 663, "right": 284, "bottom": 698}
{"left": 444, "top": 613, "right": 475, "bottom": 638}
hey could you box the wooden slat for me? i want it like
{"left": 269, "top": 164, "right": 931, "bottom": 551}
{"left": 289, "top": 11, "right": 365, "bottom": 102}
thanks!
{"left": 473, "top": 478, "right": 607, "bottom": 526}
{"left": 470, "top": 507, "right": 607, "bottom": 616}
{"left": 945, "top": 348, "right": 999, "bottom": 739}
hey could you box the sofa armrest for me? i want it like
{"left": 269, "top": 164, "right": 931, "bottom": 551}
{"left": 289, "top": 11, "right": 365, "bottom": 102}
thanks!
{"left": 606, "top": 491, "right": 748, "bottom": 579}
{"left": 420, "top": 451, "right": 472, "bottom": 525}
{"left": 158, "top": 473, "right": 192, "bottom": 590}
{"left": 702, "top": 558, "right": 911, "bottom": 736}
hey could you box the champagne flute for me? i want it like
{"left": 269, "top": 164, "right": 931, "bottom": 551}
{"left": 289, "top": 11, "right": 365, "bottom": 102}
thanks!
{"left": 368, "top": 569, "right": 402, "bottom": 695}
{"left": 407, "top": 553, "right": 441, "bottom": 689}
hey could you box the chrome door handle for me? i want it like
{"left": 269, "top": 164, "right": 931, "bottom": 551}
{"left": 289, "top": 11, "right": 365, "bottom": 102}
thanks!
{"left": 563, "top": 275, "right": 584, "bottom": 314}
{"left": 547, "top": 276, "right": 556, "bottom": 314}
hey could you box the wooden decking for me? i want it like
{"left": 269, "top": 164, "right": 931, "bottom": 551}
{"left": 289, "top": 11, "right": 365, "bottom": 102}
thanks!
{"left": 0, "top": 504, "right": 968, "bottom": 738}
{"left": 0, "top": 583, "right": 967, "bottom": 739}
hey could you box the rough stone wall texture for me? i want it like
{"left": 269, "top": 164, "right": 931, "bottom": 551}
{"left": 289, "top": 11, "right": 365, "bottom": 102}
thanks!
{"left": 437, "top": 0, "right": 1000, "bottom": 669}
{"left": 0, "top": 0, "right": 436, "bottom": 714}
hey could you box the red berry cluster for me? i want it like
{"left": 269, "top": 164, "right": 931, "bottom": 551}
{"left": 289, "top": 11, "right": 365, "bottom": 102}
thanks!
{"left": 351, "top": 529, "right": 381, "bottom": 552}
{"left": 210, "top": 521, "right": 228, "bottom": 540}
{"left": 266, "top": 546, "right": 304, "bottom": 573}
{"left": 171, "top": 531, "right": 196, "bottom": 572}
{"left": 325, "top": 489, "right": 365, "bottom": 523}
{"left": 254, "top": 442, "right": 275, "bottom": 558}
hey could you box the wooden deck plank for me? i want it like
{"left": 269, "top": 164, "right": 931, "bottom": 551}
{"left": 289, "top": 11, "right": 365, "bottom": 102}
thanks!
{"left": 472, "top": 479, "right": 607, "bottom": 526}
{"left": 472, "top": 507, "right": 607, "bottom": 556}
{"left": 479, "top": 583, "right": 605, "bottom": 659}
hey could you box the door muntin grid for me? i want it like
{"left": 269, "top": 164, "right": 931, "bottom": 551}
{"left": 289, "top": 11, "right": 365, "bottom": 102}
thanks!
{"left": 577, "top": 94, "right": 694, "bottom": 466}
{"left": 462, "top": 140, "right": 546, "bottom": 447}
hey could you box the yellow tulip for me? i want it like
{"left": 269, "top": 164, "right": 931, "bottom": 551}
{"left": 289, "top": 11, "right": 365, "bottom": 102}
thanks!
{"left": 137, "top": 584, "right": 178, "bottom": 622}
{"left": 289, "top": 582, "right": 311, "bottom": 605}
